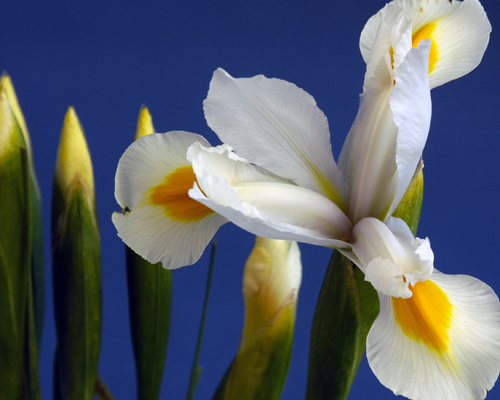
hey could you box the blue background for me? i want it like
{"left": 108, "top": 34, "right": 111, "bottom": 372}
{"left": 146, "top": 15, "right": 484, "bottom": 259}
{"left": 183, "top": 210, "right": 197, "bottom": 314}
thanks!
{"left": 2, "top": 1, "right": 500, "bottom": 399}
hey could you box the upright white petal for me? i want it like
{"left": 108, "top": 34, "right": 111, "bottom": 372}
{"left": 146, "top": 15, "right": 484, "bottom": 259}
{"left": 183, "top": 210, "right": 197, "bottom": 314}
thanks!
{"left": 351, "top": 217, "right": 433, "bottom": 298}
{"left": 339, "top": 4, "right": 416, "bottom": 223}
{"left": 112, "top": 132, "right": 228, "bottom": 269}
{"left": 361, "top": 4, "right": 411, "bottom": 85}
{"left": 339, "top": 14, "right": 430, "bottom": 223}
{"left": 187, "top": 142, "right": 352, "bottom": 248}
{"left": 367, "top": 270, "right": 500, "bottom": 400}
{"left": 388, "top": 41, "right": 432, "bottom": 216}
{"left": 339, "top": 52, "right": 398, "bottom": 223}
{"left": 203, "top": 68, "right": 346, "bottom": 209}
{"left": 360, "top": 0, "right": 491, "bottom": 89}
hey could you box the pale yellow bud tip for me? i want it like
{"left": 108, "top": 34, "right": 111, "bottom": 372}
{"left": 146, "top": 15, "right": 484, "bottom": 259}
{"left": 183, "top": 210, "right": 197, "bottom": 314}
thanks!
{"left": 55, "top": 107, "right": 94, "bottom": 196}
{"left": 0, "top": 90, "right": 19, "bottom": 159}
{"left": 0, "top": 74, "right": 32, "bottom": 162}
{"left": 134, "top": 106, "right": 155, "bottom": 140}
{"left": 242, "top": 237, "right": 302, "bottom": 343}
{"left": 0, "top": 74, "right": 29, "bottom": 142}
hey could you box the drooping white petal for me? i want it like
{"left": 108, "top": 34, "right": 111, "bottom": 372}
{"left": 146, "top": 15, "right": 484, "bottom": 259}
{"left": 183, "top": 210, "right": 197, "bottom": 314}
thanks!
{"left": 388, "top": 41, "right": 432, "bottom": 216}
{"left": 351, "top": 217, "right": 433, "bottom": 298}
{"left": 360, "top": 0, "right": 491, "bottom": 89}
{"left": 187, "top": 141, "right": 352, "bottom": 248}
{"left": 367, "top": 270, "right": 500, "bottom": 400}
{"left": 203, "top": 68, "right": 346, "bottom": 209}
{"left": 112, "top": 131, "right": 228, "bottom": 269}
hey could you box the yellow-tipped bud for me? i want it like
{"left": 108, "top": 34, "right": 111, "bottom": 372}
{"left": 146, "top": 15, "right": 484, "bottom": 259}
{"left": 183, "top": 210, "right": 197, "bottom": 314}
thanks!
{"left": 134, "top": 106, "right": 155, "bottom": 140}
{"left": 0, "top": 74, "right": 30, "bottom": 153}
{"left": 213, "top": 238, "right": 301, "bottom": 400}
{"left": 0, "top": 77, "right": 31, "bottom": 400}
{"left": 54, "top": 107, "right": 94, "bottom": 199}
{"left": 0, "top": 90, "right": 17, "bottom": 158}
{"left": 242, "top": 237, "right": 302, "bottom": 345}
{"left": 52, "top": 108, "right": 101, "bottom": 399}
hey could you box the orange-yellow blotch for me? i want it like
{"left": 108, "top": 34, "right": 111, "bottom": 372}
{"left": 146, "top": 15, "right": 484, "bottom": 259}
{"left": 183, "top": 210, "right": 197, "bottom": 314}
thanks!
{"left": 412, "top": 23, "right": 439, "bottom": 74}
{"left": 150, "top": 166, "right": 214, "bottom": 222}
{"left": 393, "top": 279, "right": 452, "bottom": 354}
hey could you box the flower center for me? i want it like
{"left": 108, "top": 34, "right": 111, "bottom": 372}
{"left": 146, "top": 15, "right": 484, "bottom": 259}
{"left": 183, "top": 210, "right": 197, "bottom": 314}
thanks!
{"left": 149, "top": 165, "right": 214, "bottom": 222}
{"left": 392, "top": 279, "right": 451, "bottom": 353}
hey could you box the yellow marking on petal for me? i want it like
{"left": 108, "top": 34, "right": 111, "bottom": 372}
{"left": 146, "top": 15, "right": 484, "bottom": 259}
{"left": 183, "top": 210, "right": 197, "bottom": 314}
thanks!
{"left": 393, "top": 280, "right": 452, "bottom": 354}
{"left": 412, "top": 23, "right": 439, "bottom": 75}
{"left": 149, "top": 165, "right": 214, "bottom": 222}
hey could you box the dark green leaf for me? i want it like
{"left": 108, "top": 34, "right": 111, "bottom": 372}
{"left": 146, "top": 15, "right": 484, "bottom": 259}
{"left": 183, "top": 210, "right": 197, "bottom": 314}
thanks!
{"left": 51, "top": 183, "right": 101, "bottom": 400}
{"left": 306, "top": 251, "right": 364, "bottom": 400}
{"left": 0, "top": 120, "right": 30, "bottom": 400}
{"left": 127, "top": 247, "right": 172, "bottom": 400}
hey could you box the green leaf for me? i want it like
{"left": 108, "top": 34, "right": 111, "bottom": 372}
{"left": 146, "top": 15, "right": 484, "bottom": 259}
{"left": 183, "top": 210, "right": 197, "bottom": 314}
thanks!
{"left": 24, "top": 264, "right": 42, "bottom": 400}
{"left": 213, "top": 305, "right": 295, "bottom": 400}
{"left": 306, "top": 251, "right": 364, "bottom": 400}
{"left": 51, "top": 182, "right": 102, "bottom": 400}
{"left": 29, "top": 173, "right": 45, "bottom": 351}
{"left": 352, "top": 266, "right": 379, "bottom": 374}
{"left": 186, "top": 242, "right": 217, "bottom": 400}
{"left": 1, "top": 72, "right": 45, "bottom": 358}
{"left": 126, "top": 247, "right": 172, "bottom": 400}
{"left": 392, "top": 164, "right": 424, "bottom": 237}
{"left": 0, "top": 100, "right": 30, "bottom": 400}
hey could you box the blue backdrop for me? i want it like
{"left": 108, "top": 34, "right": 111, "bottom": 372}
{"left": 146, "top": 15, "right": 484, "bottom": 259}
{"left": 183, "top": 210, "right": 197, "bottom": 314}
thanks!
{"left": 1, "top": 1, "right": 499, "bottom": 399}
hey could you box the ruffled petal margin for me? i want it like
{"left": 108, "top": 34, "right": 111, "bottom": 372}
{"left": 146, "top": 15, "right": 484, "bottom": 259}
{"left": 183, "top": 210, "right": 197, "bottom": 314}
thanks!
{"left": 188, "top": 141, "right": 352, "bottom": 249}
{"left": 367, "top": 270, "right": 500, "bottom": 400}
{"left": 203, "top": 68, "right": 347, "bottom": 209}
{"left": 360, "top": 0, "right": 491, "bottom": 89}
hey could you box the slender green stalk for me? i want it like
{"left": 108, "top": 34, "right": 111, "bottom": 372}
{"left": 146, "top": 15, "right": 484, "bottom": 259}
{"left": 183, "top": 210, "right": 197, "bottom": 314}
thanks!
{"left": 185, "top": 241, "right": 217, "bottom": 400}
{"left": 95, "top": 375, "right": 115, "bottom": 400}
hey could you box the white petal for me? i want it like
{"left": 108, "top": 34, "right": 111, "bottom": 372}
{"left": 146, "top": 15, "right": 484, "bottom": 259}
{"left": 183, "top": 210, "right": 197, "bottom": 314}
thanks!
{"left": 361, "top": 4, "right": 411, "bottom": 85}
{"left": 340, "top": 36, "right": 430, "bottom": 223}
{"left": 351, "top": 217, "right": 433, "bottom": 297}
{"left": 113, "top": 131, "right": 228, "bottom": 269}
{"left": 388, "top": 41, "right": 432, "bottom": 216}
{"left": 115, "top": 131, "right": 209, "bottom": 206}
{"left": 367, "top": 270, "right": 500, "bottom": 400}
{"left": 203, "top": 68, "right": 346, "bottom": 209}
{"left": 187, "top": 142, "right": 352, "bottom": 248}
{"left": 360, "top": 0, "right": 491, "bottom": 89}
{"left": 339, "top": 54, "right": 398, "bottom": 223}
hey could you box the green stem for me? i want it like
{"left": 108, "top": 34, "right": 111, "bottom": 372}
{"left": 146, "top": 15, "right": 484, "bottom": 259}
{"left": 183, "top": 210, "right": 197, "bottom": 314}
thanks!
{"left": 185, "top": 241, "right": 217, "bottom": 400}
{"left": 95, "top": 375, "right": 114, "bottom": 400}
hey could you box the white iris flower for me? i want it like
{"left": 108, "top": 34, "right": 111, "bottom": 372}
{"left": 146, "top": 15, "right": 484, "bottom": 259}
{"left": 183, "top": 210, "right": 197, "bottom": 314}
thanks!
{"left": 112, "top": 1, "right": 500, "bottom": 399}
